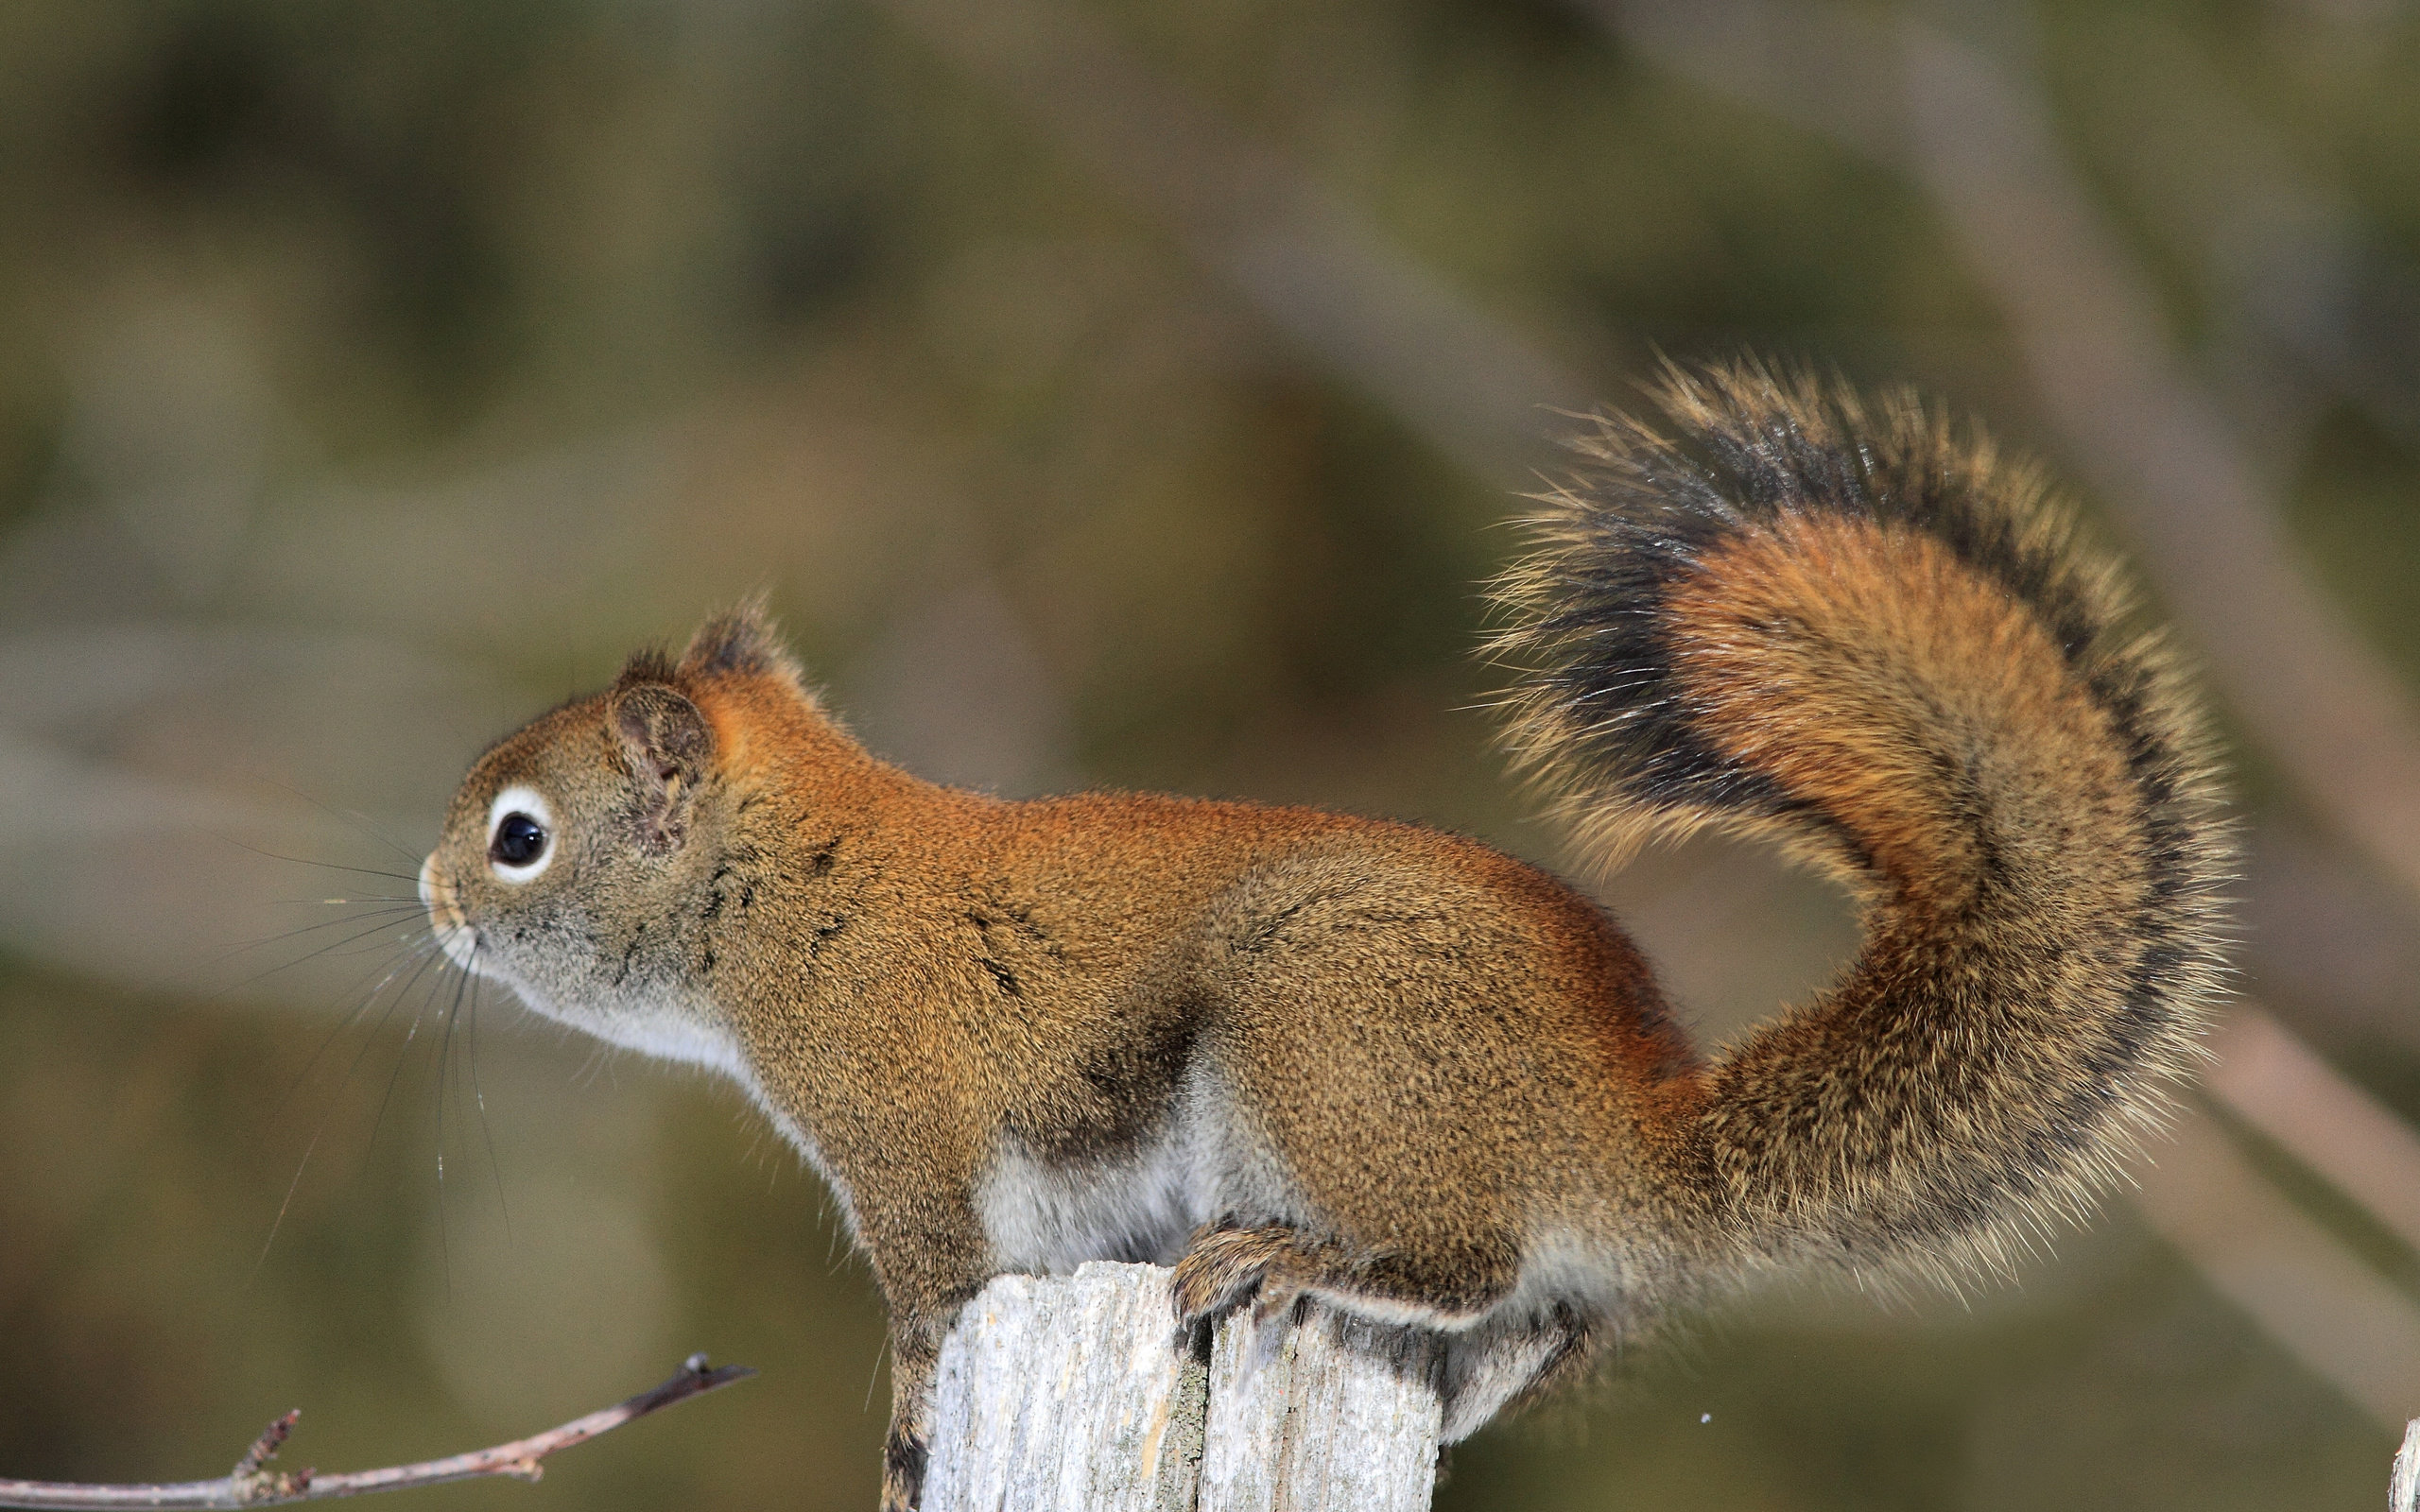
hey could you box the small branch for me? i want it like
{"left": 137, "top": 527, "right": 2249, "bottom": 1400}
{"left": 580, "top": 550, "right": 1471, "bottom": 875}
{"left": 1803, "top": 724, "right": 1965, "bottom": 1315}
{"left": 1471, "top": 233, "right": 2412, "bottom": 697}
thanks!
{"left": 0, "top": 1355, "right": 753, "bottom": 1509}
{"left": 231, "top": 1418, "right": 300, "bottom": 1486}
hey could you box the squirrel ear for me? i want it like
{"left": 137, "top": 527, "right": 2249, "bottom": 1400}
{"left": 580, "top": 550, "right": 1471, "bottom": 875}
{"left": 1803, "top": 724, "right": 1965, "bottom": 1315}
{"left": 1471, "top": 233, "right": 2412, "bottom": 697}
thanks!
{"left": 613, "top": 684, "right": 714, "bottom": 849}
{"left": 679, "top": 598, "right": 804, "bottom": 687}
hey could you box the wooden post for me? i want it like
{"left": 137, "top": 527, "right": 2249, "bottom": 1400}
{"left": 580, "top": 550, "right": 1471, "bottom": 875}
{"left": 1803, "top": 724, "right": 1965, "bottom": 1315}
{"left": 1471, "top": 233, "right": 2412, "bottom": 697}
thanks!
{"left": 2392, "top": 1419, "right": 2420, "bottom": 1512}
{"left": 923, "top": 1262, "right": 1443, "bottom": 1512}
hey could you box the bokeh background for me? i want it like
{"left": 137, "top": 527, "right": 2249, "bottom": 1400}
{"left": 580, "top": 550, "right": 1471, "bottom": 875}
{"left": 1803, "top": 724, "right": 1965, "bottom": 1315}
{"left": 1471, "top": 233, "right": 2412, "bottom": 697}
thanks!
{"left": 3, "top": 0, "right": 2419, "bottom": 1506}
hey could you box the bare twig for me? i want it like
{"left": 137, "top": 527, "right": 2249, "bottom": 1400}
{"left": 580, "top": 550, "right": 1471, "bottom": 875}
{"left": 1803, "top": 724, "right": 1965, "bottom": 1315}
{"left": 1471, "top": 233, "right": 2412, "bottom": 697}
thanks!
{"left": 0, "top": 1355, "right": 753, "bottom": 1509}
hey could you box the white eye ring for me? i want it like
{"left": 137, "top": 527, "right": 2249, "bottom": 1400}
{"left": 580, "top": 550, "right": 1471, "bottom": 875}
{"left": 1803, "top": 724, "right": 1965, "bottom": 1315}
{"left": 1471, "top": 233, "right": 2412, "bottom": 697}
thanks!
{"left": 487, "top": 785, "right": 557, "bottom": 883}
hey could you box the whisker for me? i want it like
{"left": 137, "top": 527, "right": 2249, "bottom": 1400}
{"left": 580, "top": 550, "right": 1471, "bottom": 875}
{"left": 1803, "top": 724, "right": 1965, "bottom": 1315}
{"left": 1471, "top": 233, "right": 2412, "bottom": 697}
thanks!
{"left": 325, "top": 923, "right": 437, "bottom": 961}
{"left": 466, "top": 971, "right": 513, "bottom": 1243}
{"left": 365, "top": 949, "right": 452, "bottom": 1158}
{"left": 209, "top": 832, "right": 424, "bottom": 886}
{"left": 266, "top": 937, "right": 446, "bottom": 1131}
{"left": 203, "top": 913, "right": 434, "bottom": 1008}
{"left": 865, "top": 1334, "right": 890, "bottom": 1415}
{"left": 248, "top": 775, "right": 430, "bottom": 868}
{"left": 201, "top": 905, "right": 428, "bottom": 976}
{"left": 252, "top": 1118, "right": 333, "bottom": 1285}
{"left": 254, "top": 936, "right": 446, "bottom": 1278}
{"left": 430, "top": 967, "right": 468, "bottom": 1297}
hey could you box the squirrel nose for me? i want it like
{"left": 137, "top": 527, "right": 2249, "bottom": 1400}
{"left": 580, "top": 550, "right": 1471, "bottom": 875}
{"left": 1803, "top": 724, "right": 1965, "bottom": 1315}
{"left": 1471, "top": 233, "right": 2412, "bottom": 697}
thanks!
{"left": 419, "top": 854, "right": 481, "bottom": 972}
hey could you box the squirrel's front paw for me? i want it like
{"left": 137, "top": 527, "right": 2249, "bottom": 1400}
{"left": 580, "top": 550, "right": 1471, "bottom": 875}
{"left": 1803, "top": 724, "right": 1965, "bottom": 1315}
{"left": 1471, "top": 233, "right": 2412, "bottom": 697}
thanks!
{"left": 878, "top": 1423, "right": 927, "bottom": 1512}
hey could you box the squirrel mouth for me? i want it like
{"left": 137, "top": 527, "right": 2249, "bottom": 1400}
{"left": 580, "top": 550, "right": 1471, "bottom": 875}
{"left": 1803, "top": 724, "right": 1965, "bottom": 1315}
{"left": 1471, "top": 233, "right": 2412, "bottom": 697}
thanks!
{"left": 417, "top": 854, "right": 482, "bottom": 973}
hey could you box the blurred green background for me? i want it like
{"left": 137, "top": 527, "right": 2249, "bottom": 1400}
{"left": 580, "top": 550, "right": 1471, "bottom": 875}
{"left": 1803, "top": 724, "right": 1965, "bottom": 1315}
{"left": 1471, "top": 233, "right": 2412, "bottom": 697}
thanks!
{"left": 2, "top": 0, "right": 2418, "bottom": 1507}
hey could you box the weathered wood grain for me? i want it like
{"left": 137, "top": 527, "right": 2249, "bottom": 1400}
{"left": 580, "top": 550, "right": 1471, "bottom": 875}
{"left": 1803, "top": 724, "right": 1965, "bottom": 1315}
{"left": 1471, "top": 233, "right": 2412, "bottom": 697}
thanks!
{"left": 1198, "top": 1297, "right": 1444, "bottom": 1512}
{"left": 924, "top": 1263, "right": 1206, "bottom": 1512}
{"left": 924, "top": 1263, "right": 1441, "bottom": 1512}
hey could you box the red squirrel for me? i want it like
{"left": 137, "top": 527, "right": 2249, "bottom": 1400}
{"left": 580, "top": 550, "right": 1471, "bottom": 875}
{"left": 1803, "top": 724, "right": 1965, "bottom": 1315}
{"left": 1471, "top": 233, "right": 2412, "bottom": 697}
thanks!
{"left": 417, "top": 364, "right": 2229, "bottom": 1510}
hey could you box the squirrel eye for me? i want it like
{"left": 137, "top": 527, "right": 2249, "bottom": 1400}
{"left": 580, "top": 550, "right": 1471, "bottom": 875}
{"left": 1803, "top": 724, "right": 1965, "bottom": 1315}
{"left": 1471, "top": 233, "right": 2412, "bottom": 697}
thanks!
{"left": 485, "top": 785, "right": 557, "bottom": 881}
{"left": 492, "top": 813, "right": 547, "bottom": 868}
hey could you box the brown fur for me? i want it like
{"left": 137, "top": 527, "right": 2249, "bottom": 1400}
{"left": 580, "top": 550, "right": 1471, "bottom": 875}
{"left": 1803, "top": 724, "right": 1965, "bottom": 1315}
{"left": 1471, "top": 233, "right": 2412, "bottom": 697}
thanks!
{"left": 419, "top": 364, "right": 2229, "bottom": 1509}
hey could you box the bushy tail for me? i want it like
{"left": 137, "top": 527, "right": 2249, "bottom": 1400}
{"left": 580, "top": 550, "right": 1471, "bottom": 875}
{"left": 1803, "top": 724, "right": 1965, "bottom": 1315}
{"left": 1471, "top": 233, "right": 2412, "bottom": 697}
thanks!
{"left": 1491, "top": 363, "right": 2231, "bottom": 1280}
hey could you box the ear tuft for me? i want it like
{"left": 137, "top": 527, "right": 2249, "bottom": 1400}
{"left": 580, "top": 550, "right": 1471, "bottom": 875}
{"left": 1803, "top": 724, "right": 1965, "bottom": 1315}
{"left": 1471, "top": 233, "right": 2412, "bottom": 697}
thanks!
{"left": 679, "top": 597, "right": 804, "bottom": 685}
{"left": 617, "top": 647, "right": 678, "bottom": 688}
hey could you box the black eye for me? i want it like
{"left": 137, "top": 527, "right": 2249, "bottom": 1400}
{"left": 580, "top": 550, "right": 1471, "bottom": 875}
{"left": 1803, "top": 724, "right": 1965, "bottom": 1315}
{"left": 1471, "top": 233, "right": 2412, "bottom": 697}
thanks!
{"left": 492, "top": 812, "right": 548, "bottom": 868}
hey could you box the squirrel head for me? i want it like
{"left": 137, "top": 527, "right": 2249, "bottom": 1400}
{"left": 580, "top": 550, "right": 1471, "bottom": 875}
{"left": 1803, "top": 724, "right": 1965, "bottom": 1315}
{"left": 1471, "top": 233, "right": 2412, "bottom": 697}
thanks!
{"left": 416, "top": 601, "right": 816, "bottom": 1073}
